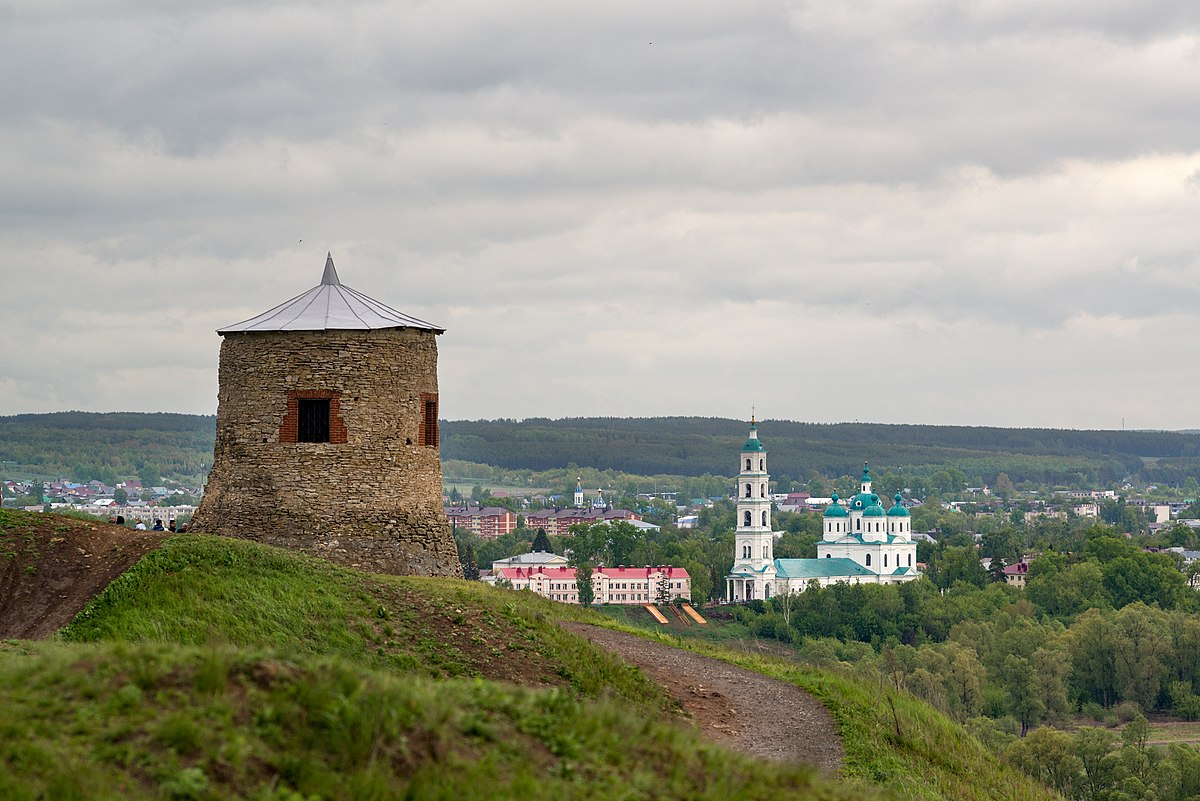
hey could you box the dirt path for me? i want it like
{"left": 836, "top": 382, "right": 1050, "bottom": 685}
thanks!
{"left": 562, "top": 623, "right": 843, "bottom": 774}
{"left": 0, "top": 514, "right": 167, "bottom": 639}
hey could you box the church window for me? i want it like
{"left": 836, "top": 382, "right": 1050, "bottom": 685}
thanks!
{"left": 908, "top": 553, "right": 912, "bottom": 566}
{"left": 763, "top": 545, "right": 768, "bottom": 558}
{"left": 760, "top": 483, "right": 767, "bottom": 497}
{"left": 884, "top": 554, "right": 888, "bottom": 567}
{"left": 744, "top": 511, "right": 751, "bottom": 526}
{"left": 825, "top": 554, "right": 831, "bottom": 558}
{"left": 746, "top": 458, "right": 751, "bottom": 470}
{"left": 761, "top": 511, "right": 768, "bottom": 526}
{"left": 297, "top": 399, "right": 330, "bottom": 442}
{"left": 759, "top": 459, "right": 764, "bottom": 470}
{"left": 856, "top": 518, "right": 861, "bottom": 531}
{"left": 745, "top": 483, "right": 752, "bottom": 498}
{"left": 866, "top": 553, "right": 871, "bottom": 566}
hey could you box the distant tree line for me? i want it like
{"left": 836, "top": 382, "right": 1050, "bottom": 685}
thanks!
{"left": 442, "top": 417, "right": 1200, "bottom": 489}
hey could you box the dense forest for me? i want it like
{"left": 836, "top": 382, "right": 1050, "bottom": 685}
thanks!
{"left": 5, "top": 412, "right": 1200, "bottom": 489}
{"left": 0, "top": 412, "right": 215, "bottom": 484}
{"left": 442, "top": 417, "right": 1200, "bottom": 488}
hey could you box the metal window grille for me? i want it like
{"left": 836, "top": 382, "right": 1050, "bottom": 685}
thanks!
{"left": 298, "top": 399, "right": 331, "bottom": 442}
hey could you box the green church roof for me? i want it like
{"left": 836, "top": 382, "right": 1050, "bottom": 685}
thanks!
{"left": 774, "top": 557, "right": 876, "bottom": 580}
{"left": 849, "top": 492, "right": 881, "bottom": 510}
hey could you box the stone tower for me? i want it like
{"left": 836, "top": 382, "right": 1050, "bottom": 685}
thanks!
{"left": 190, "top": 255, "right": 462, "bottom": 577}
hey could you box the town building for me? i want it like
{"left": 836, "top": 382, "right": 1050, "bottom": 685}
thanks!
{"left": 726, "top": 421, "right": 919, "bottom": 601}
{"left": 494, "top": 564, "right": 690, "bottom": 605}
{"left": 523, "top": 507, "right": 643, "bottom": 537}
{"left": 1003, "top": 561, "right": 1030, "bottom": 588}
{"left": 191, "top": 255, "right": 460, "bottom": 577}
{"left": 445, "top": 505, "right": 519, "bottom": 539}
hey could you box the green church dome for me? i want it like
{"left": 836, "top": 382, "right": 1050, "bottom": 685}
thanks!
{"left": 742, "top": 422, "right": 764, "bottom": 452}
{"left": 887, "top": 492, "right": 910, "bottom": 517}
{"left": 863, "top": 505, "right": 886, "bottom": 517}
{"left": 824, "top": 492, "right": 849, "bottom": 517}
{"left": 849, "top": 492, "right": 880, "bottom": 510}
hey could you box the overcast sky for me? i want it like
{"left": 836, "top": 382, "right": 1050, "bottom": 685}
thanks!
{"left": 3, "top": 1, "right": 1199, "bottom": 430}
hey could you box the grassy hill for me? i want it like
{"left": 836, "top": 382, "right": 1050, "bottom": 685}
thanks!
{"left": 0, "top": 511, "right": 1062, "bottom": 801}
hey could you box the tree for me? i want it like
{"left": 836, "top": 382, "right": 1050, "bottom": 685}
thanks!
{"left": 605, "top": 521, "right": 643, "bottom": 566}
{"left": 113, "top": 487, "right": 128, "bottom": 505}
{"left": 1071, "top": 727, "right": 1119, "bottom": 801}
{"left": 575, "top": 565, "right": 595, "bottom": 607}
{"left": 29, "top": 481, "right": 44, "bottom": 502}
{"left": 1001, "top": 654, "right": 1046, "bottom": 735}
{"left": 988, "top": 556, "right": 1007, "bottom": 584}
{"left": 531, "top": 528, "right": 552, "bottom": 553}
{"left": 458, "top": 539, "right": 479, "bottom": 580}
{"left": 655, "top": 571, "right": 672, "bottom": 606}
{"left": 565, "top": 523, "right": 608, "bottom": 609}
{"left": 1069, "top": 609, "right": 1120, "bottom": 708}
{"left": 1112, "top": 603, "right": 1171, "bottom": 710}
{"left": 994, "top": 472, "right": 1015, "bottom": 501}
{"left": 930, "top": 546, "right": 988, "bottom": 589}
{"left": 1004, "top": 727, "right": 1081, "bottom": 798}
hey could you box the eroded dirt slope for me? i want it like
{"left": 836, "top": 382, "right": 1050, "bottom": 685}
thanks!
{"left": 0, "top": 511, "right": 167, "bottom": 639}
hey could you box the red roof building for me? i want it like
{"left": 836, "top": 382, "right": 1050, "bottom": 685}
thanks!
{"left": 495, "top": 564, "right": 690, "bottom": 605}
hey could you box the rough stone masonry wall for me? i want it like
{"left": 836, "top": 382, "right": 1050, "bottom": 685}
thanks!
{"left": 190, "top": 328, "right": 462, "bottom": 578}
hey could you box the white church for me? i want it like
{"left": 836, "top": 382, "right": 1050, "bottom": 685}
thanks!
{"left": 725, "top": 420, "right": 919, "bottom": 602}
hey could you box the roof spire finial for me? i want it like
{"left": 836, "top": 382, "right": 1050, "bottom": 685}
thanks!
{"left": 321, "top": 253, "right": 340, "bottom": 286}
{"left": 751, "top": 404, "right": 756, "bottom": 426}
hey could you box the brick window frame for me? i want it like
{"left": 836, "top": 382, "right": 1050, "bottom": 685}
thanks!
{"left": 419, "top": 393, "right": 439, "bottom": 447}
{"left": 280, "top": 391, "right": 347, "bottom": 444}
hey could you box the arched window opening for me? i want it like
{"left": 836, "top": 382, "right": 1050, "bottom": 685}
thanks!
{"left": 884, "top": 554, "right": 888, "bottom": 567}
{"left": 761, "top": 511, "right": 768, "bottom": 526}
{"left": 856, "top": 518, "right": 861, "bottom": 531}
{"left": 759, "top": 459, "right": 764, "bottom": 470}
{"left": 761, "top": 483, "right": 767, "bottom": 497}
{"left": 745, "top": 458, "right": 751, "bottom": 471}
{"left": 745, "top": 483, "right": 752, "bottom": 498}
{"left": 908, "top": 553, "right": 913, "bottom": 566}
{"left": 866, "top": 553, "right": 872, "bottom": 567}
{"left": 825, "top": 554, "right": 831, "bottom": 558}
{"left": 743, "top": 511, "right": 752, "bottom": 527}
{"left": 762, "top": 545, "right": 769, "bottom": 558}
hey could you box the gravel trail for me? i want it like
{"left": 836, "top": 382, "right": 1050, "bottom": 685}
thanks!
{"left": 562, "top": 623, "right": 843, "bottom": 774}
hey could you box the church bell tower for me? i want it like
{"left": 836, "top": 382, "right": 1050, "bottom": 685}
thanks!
{"left": 727, "top": 417, "right": 777, "bottom": 600}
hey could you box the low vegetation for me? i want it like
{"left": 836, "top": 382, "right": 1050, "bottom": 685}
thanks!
{"left": 1, "top": 510, "right": 1060, "bottom": 800}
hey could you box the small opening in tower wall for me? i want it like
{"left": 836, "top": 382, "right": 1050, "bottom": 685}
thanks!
{"left": 297, "top": 399, "right": 331, "bottom": 442}
{"left": 419, "top": 393, "right": 439, "bottom": 447}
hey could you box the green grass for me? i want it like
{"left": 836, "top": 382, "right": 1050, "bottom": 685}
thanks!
{"left": 0, "top": 519, "right": 1062, "bottom": 801}
{"left": 61, "top": 535, "right": 663, "bottom": 705}
{"left": 0, "top": 642, "right": 868, "bottom": 801}
{"left": 591, "top": 603, "right": 765, "bottom": 648}
{"left": 577, "top": 625, "right": 1063, "bottom": 801}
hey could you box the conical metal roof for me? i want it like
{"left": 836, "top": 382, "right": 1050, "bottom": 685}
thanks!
{"left": 217, "top": 254, "right": 444, "bottom": 334}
